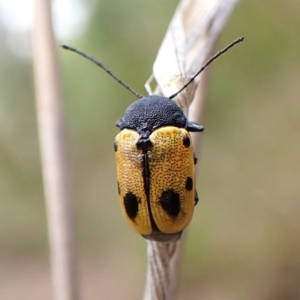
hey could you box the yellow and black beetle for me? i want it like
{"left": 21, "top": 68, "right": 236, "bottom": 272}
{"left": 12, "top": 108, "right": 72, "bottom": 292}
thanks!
{"left": 115, "top": 95, "right": 203, "bottom": 242}
{"left": 62, "top": 37, "right": 243, "bottom": 242}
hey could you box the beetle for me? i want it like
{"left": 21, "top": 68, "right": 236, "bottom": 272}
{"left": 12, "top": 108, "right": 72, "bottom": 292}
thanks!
{"left": 115, "top": 95, "right": 203, "bottom": 241}
{"left": 62, "top": 37, "right": 243, "bottom": 242}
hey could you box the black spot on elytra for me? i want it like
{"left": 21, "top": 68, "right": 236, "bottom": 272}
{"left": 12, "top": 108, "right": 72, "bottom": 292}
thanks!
{"left": 185, "top": 177, "right": 193, "bottom": 191}
{"left": 114, "top": 141, "right": 118, "bottom": 152}
{"left": 159, "top": 189, "right": 181, "bottom": 217}
{"left": 182, "top": 136, "right": 190, "bottom": 147}
{"left": 124, "top": 192, "right": 139, "bottom": 220}
{"left": 117, "top": 182, "right": 120, "bottom": 195}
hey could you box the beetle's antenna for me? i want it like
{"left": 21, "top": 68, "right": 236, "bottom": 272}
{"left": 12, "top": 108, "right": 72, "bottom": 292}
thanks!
{"left": 169, "top": 37, "right": 244, "bottom": 100}
{"left": 62, "top": 45, "right": 144, "bottom": 99}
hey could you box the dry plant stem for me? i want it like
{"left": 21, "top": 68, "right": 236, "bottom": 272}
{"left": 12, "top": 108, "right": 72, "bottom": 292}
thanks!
{"left": 32, "top": 1, "right": 79, "bottom": 300}
{"left": 144, "top": 70, "right": 210, "bottom": 300}
{"left": 144, "top": 242, "right": 172, "bottom": 300}
{"left": 168, "top": 70, "right": 211, "bottom": 297}
{"left": 144, "top": 238, "right": 189, "bottom": 300}
{"left": 143, "top": 0, "right": 239, "bottom": 299}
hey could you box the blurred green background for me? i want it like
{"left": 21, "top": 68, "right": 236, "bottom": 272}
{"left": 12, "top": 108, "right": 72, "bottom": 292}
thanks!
{"left": 1, "top": 0, "right": 300, "bottom": 299}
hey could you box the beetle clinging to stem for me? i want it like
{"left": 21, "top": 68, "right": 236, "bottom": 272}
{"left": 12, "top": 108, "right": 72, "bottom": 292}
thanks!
{"left": 62, "top": 37, "right": 243, "bottom": 242}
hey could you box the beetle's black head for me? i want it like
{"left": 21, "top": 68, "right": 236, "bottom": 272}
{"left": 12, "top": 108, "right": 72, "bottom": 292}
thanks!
{"left": 116, "top": 95, "right": 203, "bottom": 135}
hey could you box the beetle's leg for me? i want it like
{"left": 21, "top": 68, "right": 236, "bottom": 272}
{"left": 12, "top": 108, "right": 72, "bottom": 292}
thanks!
{"left": 194, "top": 154, "right": 198, "bottom": 165}
{"left": 195, "top": 190, "right": 199, "bottom": 206}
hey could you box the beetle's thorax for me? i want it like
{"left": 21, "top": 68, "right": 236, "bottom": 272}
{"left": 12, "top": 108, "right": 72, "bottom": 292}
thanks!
{"left": 116, "top": 95, "right": 188, "bottom": 135}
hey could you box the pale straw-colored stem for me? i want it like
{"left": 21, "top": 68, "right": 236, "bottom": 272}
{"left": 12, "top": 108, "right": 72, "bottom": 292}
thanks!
{"left": 143, "top": 0, "right": 239, "bottom": 299}
{"left": 143, "top": 69, "right": 210, "bottom": 300}
{"left": 32, "top": 1, "right": 79, "bottom": 300}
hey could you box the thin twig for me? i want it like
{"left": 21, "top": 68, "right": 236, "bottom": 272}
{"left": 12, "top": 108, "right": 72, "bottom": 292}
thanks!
{"left": 144, "top": 0, "right": 239, "bottom": 299}
{"left": 32, "top": 1, "right": 79, "bottom": 300}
